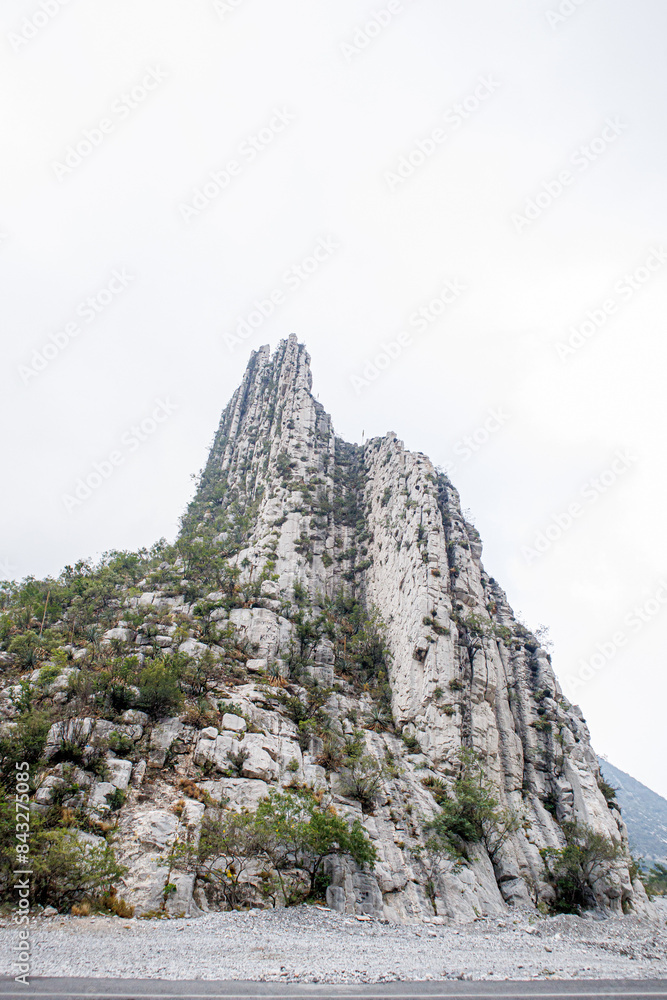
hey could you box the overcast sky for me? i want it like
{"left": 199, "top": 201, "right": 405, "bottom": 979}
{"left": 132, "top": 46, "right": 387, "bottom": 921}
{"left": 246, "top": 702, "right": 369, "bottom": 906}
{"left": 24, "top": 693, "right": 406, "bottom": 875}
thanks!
{"left": 2, "top": 0, "right": 666, "bottom": 796}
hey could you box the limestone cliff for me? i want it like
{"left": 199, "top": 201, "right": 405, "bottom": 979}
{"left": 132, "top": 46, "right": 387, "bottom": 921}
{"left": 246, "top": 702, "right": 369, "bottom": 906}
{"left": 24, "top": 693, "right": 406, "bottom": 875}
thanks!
{"left": 174, "top": 335, "right": 650, "bottom": 918}
{"left": 0, "top": 335, "right": 654, "bottom": 923}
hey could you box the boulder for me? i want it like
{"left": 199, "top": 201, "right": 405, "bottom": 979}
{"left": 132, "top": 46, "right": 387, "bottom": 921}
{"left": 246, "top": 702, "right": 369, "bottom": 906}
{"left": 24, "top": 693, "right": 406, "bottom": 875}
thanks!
{"left": 102, "top": 627, "right": 134, "bottom": 644}
{"left": 120, "top": 709, "right": 149, "bottom": 726}
{"left": 245, "top": 658, "right": 267, "bottom": 673}
{"left": 222, "top": 713, "right": 246, "bottom": 733}
{"left": 148, "top": 718, "right": 185, "bottom": 767}
{"left": 241, "top": 746, "right": 279, "bottom": 781}
{"left": 131, "top": 759, "right": 147, "bottom": 787}
{"left": 44, "top": 718, "right": 94, "bottom": 759}
{"left": 88, "top": 781, "right": 117, "bottom": 814}
{"left": 178, "top": 638, "right": 209, "bottom": 658}
{"left": 199, "top": 726, "right": 219, "bottom": 740}
{"left": 200, "top": 777, "right": 269, "bottom": 810}
{"left": 106, "top": 758, "right": 133, "bottom": 790}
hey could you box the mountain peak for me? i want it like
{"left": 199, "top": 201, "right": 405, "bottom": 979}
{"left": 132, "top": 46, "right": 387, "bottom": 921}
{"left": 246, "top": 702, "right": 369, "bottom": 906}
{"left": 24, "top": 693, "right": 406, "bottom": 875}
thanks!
{"left": 6, "top": 339, "right": 656, "bottom": 924}
{"left": 175, "top": 341, "right": 654, "bottom": 916}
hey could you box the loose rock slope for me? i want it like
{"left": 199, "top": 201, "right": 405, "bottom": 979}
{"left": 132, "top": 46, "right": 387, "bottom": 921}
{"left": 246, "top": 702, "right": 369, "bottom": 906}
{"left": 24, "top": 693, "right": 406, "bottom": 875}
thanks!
{"left": 1, "top": 901, "right": 665, "bottom": 982}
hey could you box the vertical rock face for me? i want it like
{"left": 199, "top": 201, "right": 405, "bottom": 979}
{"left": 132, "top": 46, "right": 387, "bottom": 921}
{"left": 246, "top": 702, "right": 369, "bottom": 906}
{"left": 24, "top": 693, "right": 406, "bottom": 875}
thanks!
{"left": 180, "top": 335, "right": 650, "bottom": 918}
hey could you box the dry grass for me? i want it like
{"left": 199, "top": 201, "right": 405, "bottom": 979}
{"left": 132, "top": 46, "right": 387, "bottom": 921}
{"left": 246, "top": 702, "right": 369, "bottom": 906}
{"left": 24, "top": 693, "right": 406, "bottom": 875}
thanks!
{"left": 178, "top": 778, "right": 214, "bottom": 805}
{"left": 102, "top": 888, "right": 135, "bottom": 919}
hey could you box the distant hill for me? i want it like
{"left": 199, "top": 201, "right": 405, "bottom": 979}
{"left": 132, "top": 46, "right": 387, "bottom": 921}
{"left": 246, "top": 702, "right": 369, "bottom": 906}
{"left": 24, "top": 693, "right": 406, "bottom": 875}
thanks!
{"left": 599, "top": 759, "right": 667, "bottom": 864}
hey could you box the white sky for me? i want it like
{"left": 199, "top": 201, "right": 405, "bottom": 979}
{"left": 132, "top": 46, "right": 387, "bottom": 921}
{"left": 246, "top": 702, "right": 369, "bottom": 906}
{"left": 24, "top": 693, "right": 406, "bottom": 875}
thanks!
{"left": 2, "top": 0, "right": 666, "bottom": 796}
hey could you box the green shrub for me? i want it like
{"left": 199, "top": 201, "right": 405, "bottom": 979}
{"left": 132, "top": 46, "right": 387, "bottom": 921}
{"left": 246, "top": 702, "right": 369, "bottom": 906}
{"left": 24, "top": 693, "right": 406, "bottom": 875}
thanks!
{"left": 424, "top": 749, "right": 520, "bottom": 862}
{"left": 340, "top": 754, "right": 384, "bottom": 810}
{"left": 254, "top": 790, "right": 376, "bottom": 903}
{"left": 172, "top": 790, "right": 376, "bottom": 909}
{"left": 138, "top": 663, "right": 182, "bottom": 718}
{"left": 105, "top": 788, "right": 126, "bottom": 811}
{"left": 107, "top": 732, "right": 134, "bottom": 757}
{"left": 8, "top": 631, "right": 44, "bottom": 669}
{"left": 540, "top": 821, "right": 622, "bottom": 914}
{"left": 0, "top": 711, "right": 50, "bottom": 792}
{"left": 646, "top": 862, "right": 667, "bottom": 896}
{"left": 597, "top": 777, "right": 618, "bottom": 806}
{"left": 36, "top": 664, "right": 61, "bottom": 688}
{"left": 31, "top": 829, "right": 127, "bottom": 910}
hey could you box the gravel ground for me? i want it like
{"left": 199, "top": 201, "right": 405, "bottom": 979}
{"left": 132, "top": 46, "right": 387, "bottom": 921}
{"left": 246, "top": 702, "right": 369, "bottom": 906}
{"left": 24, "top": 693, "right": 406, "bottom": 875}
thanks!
{"left": 1, "top": 900, "right": 665, "bottom": 984}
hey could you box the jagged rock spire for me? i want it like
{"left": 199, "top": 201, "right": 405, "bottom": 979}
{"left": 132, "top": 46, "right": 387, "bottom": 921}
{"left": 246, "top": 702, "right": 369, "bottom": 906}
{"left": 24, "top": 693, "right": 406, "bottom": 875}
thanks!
{"left": 179, "top": 337, "right": 650, "bottom": 916}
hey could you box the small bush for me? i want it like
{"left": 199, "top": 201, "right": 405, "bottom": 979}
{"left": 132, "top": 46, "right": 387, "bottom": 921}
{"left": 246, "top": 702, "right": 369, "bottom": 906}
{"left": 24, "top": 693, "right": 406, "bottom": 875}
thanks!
{"left": 107, "top": 732, "right": 134, "bottom": 757}
{"left": 646, "top": 862, "right": 667, "bottom": 896}
{"left": 0, "top": 711, "right": 50, "bottom": 792}
{"left": 177, "top": 778, "right": 214, "bottom": 805}
{"left": 138, "top": 663, "right": 182, "bottom": 718}
{"left": 540, "top": 821, "right": 622, "bottom": 914}
{"left": 424, "top": 749, "right": 521, "bottom": 862}
{"left": 597, "top": 777, "right": 618, "bottom": 806}
{"left": 171, "top": 790, "right": 376, "bottom": 910}
{"left": 37, "top": 664, "right": 61, "bottom": 688}
{"left": 340, "top": 754, "right": 384, "bottom": 810}
{"left": 315, "top": 736, "right": 344, "bottom": 772}
{"left": 31, "top": 829, "right": 127, "bottom": 910}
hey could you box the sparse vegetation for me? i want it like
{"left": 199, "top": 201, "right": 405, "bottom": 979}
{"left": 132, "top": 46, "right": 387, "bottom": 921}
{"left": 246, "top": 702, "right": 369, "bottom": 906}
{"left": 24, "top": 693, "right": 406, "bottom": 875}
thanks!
{"left": 172, "top": 789, "right": 375, "bottom": 909}
{"left": 539, "top": 821, "right": 622, "bottom": 914}
{"left": 424, "top": 749, "right": 521, "bottom": 863}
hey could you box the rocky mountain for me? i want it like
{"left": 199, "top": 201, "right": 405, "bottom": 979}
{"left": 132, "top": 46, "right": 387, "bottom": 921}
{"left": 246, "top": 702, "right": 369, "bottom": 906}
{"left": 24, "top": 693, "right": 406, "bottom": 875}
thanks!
{"left": 599, "top": 759, "right": 667, "bottom": 865}
{"left": 0, "top": 335, "right": 655, "bottom": 923}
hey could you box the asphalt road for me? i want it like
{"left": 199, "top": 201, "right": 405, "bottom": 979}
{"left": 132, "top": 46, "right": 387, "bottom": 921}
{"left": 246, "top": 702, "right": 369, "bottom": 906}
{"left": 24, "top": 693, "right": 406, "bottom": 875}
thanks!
{"left": 0, "top": 980, "right": 666, "bottom": 1000}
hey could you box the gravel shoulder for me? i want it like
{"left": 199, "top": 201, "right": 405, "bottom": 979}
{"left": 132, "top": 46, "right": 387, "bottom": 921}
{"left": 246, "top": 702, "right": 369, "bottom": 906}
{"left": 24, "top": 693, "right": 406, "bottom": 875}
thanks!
{"left": 1, "top": 900, "right": 666, "bottom": 984}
